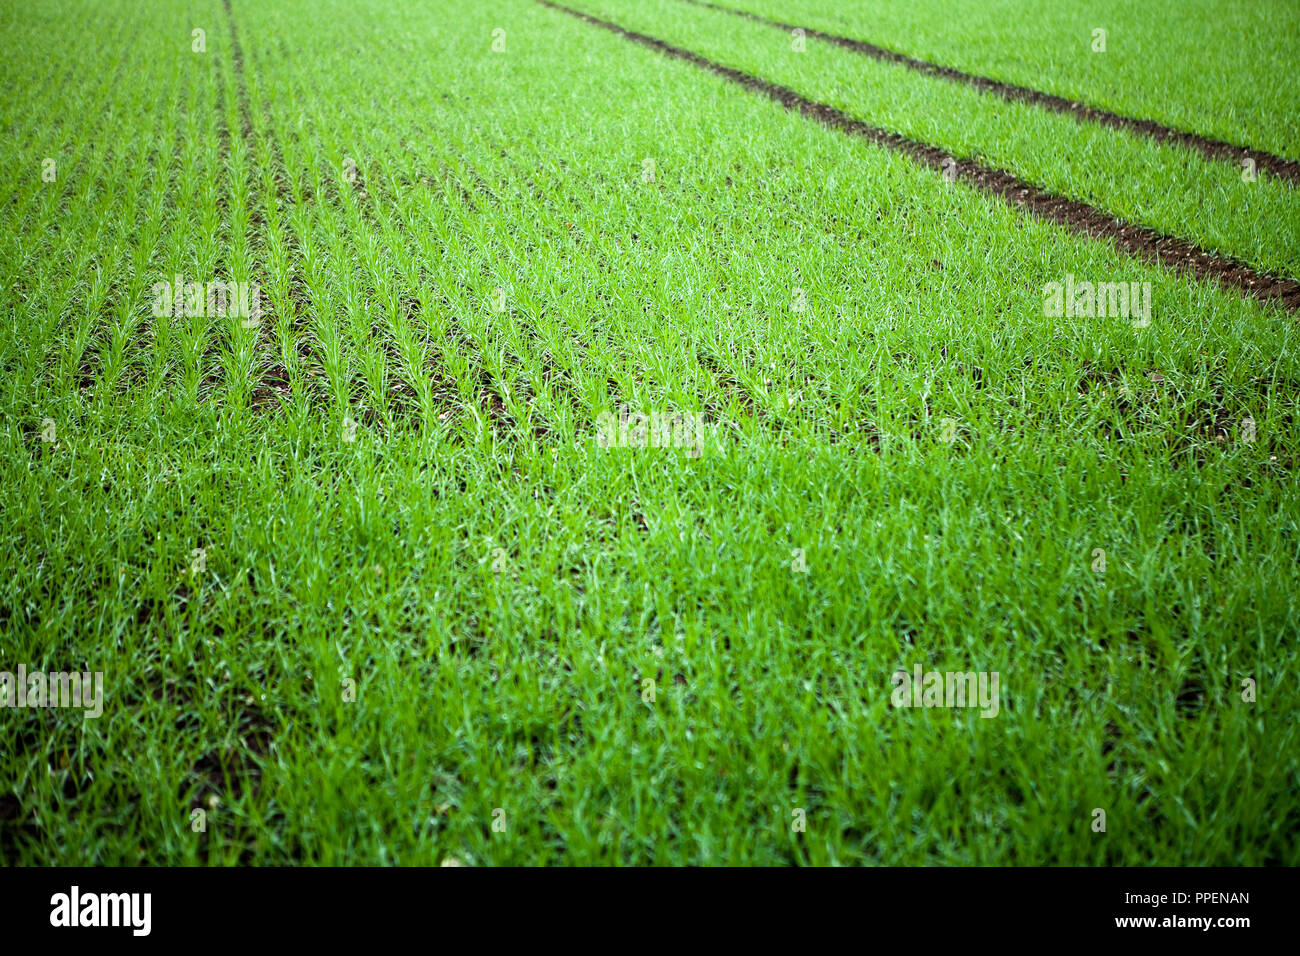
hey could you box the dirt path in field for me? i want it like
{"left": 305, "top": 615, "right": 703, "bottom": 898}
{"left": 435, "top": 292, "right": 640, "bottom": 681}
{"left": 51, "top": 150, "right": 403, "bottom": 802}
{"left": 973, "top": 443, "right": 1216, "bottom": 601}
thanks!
{"left": 539, "top": 1, "right": 1300, "bottom": 314}
{"left": 681, "top": 0, "right": 1300, "bottom": 186}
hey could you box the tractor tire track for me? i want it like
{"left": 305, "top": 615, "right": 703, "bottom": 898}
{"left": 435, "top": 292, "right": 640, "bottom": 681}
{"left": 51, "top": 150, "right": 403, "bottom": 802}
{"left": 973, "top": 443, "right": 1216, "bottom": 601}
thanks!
{"left": 539, "top": 1, "right": 1300, "bottom": 314}
{"left": 682, "top": 0, "right": 1300, "bottom": 186}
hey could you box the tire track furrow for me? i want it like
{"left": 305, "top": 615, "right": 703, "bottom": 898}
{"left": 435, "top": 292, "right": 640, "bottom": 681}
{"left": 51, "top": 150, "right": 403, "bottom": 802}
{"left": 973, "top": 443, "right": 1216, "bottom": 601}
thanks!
{"left": 539, "top": 0, "right": 1300, "bottom": 314}
{"left": 682, "top": 0, "right": 1300, "bottom": 185}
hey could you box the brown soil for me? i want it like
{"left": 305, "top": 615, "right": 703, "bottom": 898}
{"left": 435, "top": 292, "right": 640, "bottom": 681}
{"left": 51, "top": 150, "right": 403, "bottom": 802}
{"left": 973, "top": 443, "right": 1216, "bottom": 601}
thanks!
{"left": 685, "top": 0, "right": 1300, "bottom": 186}
{"left": 539, "top": 1, "right": 1300, "bottom": 314}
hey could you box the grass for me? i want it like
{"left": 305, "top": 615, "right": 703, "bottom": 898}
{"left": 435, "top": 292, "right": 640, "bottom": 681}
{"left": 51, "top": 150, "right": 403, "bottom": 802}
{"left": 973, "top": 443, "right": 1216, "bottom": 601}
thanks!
{"left": 1, "top": 0, "right": 1297, "bottom": 865}
{"left": 562, "top": 0, "right": 1300, "bottom": 278}
{"left": 703, "top": 0, "right": 1300, "bottom": 160}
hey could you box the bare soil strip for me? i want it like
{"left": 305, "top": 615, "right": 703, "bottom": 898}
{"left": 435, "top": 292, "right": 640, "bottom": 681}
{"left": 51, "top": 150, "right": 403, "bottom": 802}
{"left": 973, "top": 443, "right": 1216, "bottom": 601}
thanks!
{"left": 221, "top": 0, "right": 256, "bottom": 145}
{"left": 682, "top": 0, "right": 1300, "bottom": 186}
{"left": 539, "top": 0, "right": 1300, "bottom": 313}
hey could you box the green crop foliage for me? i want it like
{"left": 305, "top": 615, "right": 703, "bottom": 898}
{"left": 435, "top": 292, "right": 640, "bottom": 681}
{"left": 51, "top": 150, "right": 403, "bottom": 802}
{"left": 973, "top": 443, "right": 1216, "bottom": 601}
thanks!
{"left": 566, "top": 0, "right": 1300, "bottom": 278}
{"left": 706, "top": 0, "right": 1300, "bottom": 161}
{"left": 0, "top": 0, "right": 1296, "bottom": 866}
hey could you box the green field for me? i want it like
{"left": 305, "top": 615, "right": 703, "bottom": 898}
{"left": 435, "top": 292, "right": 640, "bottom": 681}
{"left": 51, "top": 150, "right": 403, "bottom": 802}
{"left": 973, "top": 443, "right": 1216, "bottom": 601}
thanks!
{"left": 703, "top": 0, "right": 1300, "bottom": 159}
{"left": 1, "top": 0, "right": 1297, "bottom": 865}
